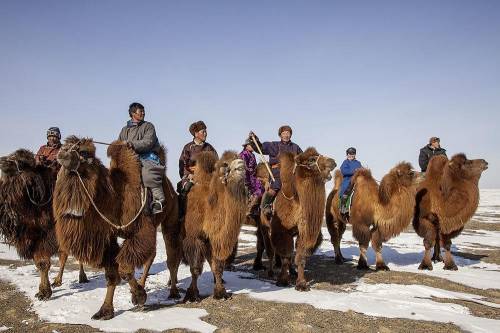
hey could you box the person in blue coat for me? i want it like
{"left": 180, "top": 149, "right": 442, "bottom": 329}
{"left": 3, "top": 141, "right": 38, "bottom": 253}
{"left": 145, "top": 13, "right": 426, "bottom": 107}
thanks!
{"left": 339, "top": 147, "right": 362, "bottom": 214}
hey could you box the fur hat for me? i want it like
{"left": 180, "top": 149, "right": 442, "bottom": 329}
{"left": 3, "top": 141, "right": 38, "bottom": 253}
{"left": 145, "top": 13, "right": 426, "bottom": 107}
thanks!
{"left": 242, "top": 138, "right": 252, "bottom": 147}
{"left": 189, "top": 121, "right": 207, "bottom": 136}
{"left": 278, "top": 125, "right": 292, "bottom": 136}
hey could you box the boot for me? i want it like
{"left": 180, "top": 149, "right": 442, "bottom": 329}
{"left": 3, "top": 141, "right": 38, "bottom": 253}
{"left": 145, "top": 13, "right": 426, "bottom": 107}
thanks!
{"left": 261, "top": 192, "right": 275, "bottom": 220}
{"left": 151, "top": 187, "right": 165, "bottom": 214}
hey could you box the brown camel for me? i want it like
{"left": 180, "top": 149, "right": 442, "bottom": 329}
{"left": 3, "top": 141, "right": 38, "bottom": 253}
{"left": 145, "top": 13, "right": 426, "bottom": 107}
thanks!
{"left": 326, "top": 162, "right": 418, "bottom": 270}
{"left": 183, "top": 150, "right": 247, "bottom": 302}
{"left": 413, "top": 153, "right": 488, "bottom": 271}
{"left": 0, "top": 149, "right": 87, "bottom": 300}
{"left": 270, "top": 148, "right": 336, "bottom": 290}
{"left": 54, "top": 136, "right": 180, "bottom": 320}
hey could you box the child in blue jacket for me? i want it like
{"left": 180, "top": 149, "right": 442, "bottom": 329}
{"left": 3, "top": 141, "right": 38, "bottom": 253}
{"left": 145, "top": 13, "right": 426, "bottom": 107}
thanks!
{"left": 339, "top": 147, "right": 362, "bottom": 214}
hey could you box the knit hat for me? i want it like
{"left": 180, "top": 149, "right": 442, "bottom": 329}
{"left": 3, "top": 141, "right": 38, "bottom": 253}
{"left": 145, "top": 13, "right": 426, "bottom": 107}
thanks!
{"left": 47, "top": 127, "right": 61, "bottom": 139}
{"left": 346, "top": 147, "right": 356, "bottom": 155}
{"left": 429, "top": 136, "right": 440, "bottom": 144}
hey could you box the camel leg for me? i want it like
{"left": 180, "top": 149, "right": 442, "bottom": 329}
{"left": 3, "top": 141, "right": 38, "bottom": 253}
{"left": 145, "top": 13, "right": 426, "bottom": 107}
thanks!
{"left": 276, "top": 256, "right": 292, "bottom": 287}
{"left": 34, "top": 253, "right": 52, "bottom": 301}
{"left": 118, "top": 262, "right": 147, "bottom": 307}
{"left": 333, "top": 221, "right": 347, "bottom": 265}
{"left": 138, "top": 251, "right": 156, "bottom": 288}
{"left": 261, "top": 225, "right": 275, "bottom": 278}
{"left": 92, "top": 264, "right": 119, "bottom": 320}
{"left": 431, "top": 236, "right": 443, "bottom": 262}
{"left": 442, "top": 236, "right": 458, "bottom": 271}
{"left": 272, "top": 221, "right": 294, "bottom": 287}
{"left": 371, "top": 229, "right": 389, "bottom": 271}
{"left": 352, "top": 225, "right": 370, "bottom": 270}
{"left": 225, "top": 242, "right": 238, "bottom": 271}
{"left": 51, "top": 251, "right": 68, "bottom": 287}
{"left": 418, "top": 218, "right": 436, "bottom": 270}
{"left": 163, "top": 230, "right": 182, "bottom": 299}
{"left": 294, "top": 238, "right": 310, "bottom": 291}
{"left": 183, "top": 237, "right": 205, "bottom": 303}
{"left": 79, "top": 262, "right": 89, "bottom": 283}
{"left": 211, "top": 258, "right": 230, "bottom": 299}
{"left": 253, "top": 223, "right": 266, "bottom": 271}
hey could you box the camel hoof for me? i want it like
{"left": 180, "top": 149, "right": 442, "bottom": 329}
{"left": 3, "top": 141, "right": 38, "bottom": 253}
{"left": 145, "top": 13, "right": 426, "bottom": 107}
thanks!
{"left": 334, "top": 256, "right": 345, "bottom": 265}
{"left": 443, "top": 263, "right": 458, "bottom": 271}
{"left": 168, "top": 287, "right": 181, "bottom": 299}
{"left": 131, "top": 285, "right": 147, "bottom": 306}
{"left": 376, "top": 263, "right": 390, "bottom": 271}
{"left": 79, "top": 274, "right": 89, "bottom": 284}
{"left": 252, "top": 262, "right": 265, "bottom": 271}
{"left": 432, "top": 255, "right": 443, "bottom": 263}
{"left": 418, "top": 262, "right": 433, "bottom": 271}
{"left": 356, "top": 261, "right": 370, "bottom": 270}
{"left": 35, "top": 288, "right": 52, "bottom": 301}
{"left": 51, "top": 279, "right": 62, "bottom": 288}
{"left": 213, "top": 287, "right": 230, "bottom": 300}
{"left": 295, "top": 281, "right": 310, "bottom": 292}
{"left": 183, "top": 288, "right": 201, "bottom": 303}
{"left": 91, "top": 306, "right": 115, "bottom": 320}
{"left": 276, "top": 279, "right": 290, "bottom": 287}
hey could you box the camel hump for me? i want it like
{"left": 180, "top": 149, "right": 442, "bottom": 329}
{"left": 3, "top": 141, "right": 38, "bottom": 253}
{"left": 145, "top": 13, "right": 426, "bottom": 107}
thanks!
{"left": 107, "top": 140, "right": 127, "bottom": 159}
{"left": 334, "top": 169, "right": 343, "bottom": 190}
{"left": 196, "top": 150, "right": 218, "bottom": 174}
{"left": 353, "top": 168, "right": 373, "bottom": 182}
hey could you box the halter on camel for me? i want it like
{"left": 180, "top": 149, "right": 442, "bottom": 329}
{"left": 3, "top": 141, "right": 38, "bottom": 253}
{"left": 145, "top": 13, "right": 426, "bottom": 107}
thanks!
{"left": 65, "top": 140, "right": 147, "bottom": 231}
{"left": 6, "top": 157, "right": 53, "bottom": 207}
{"left": 281, "top": 154, "right": 326, "bottom": 201}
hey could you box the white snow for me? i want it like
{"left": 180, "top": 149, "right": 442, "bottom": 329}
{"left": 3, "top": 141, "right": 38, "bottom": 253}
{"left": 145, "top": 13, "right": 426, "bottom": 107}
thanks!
{"left": 0, "top": 326, "right": 11, "bottom": 332}
{"left": 0, "top": 189, "right": 498, "bottom": 332}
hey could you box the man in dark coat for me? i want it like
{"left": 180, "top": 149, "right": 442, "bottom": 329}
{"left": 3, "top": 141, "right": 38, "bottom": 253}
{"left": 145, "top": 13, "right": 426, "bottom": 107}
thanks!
{"left": 249, "top": 125, "right": 303, "bottom": 218}
{"left": 419, "top": 137, "right": 447, "bottom": 172}
{"left": 35, "top": 127, "right": 62, "bottom": 170}
{"left": 178, "top": 120, "right": 218, "bottom": 194}
{"left": 118, "top": 102, "right": 165, "bottom": 214}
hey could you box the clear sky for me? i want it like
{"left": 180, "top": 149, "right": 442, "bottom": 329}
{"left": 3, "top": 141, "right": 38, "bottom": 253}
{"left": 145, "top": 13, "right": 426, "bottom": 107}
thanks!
{"left": 1, "top": 1, "right": 499, "bottom": 187}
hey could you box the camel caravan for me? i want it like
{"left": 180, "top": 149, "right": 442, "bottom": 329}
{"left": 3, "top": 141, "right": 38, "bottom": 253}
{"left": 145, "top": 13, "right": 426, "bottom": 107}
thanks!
{"left": 0, "top": 103, "right": 489, "bottom": 320}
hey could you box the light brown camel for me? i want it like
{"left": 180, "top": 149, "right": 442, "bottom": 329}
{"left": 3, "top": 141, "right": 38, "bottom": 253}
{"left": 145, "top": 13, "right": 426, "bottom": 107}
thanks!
{"left": 0, "top": 149, "right": 87, "bottom": 300}
{"left": 183, "top": 151, "right": 247, "bottom": 302}
{"left": 54, "top": 136, "right": 180, "bottom": 320}
{"left": 413, "top": 153, "right": 488, "bottom": 270}
{"left": 270, "top": 148, "right": 336, "bottom": 290}
{"left": 326, "top": 162, "right": 418, "bottom": 270}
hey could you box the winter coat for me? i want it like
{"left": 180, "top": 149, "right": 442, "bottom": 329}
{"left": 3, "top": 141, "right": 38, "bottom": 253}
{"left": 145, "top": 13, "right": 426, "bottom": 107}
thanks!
{"left": 260, "top": 140, "right": 303, "bottom": 191}
{"left": 118, "top": 120, "right": 164, "bottom": 188}
{"left": 239, "top": 149, "right": 264, "bottom": 197}
{"left": 35, "top": 143, "right": 61, "bottom": 169}
{"left": 419, "top": 145, "right": 447, "bottom": 172}
{"left": 340, "top": 159, "right": 362, "bottom": 196}
{"left": 178, "top": 141, "right": 218, "bottom": 178}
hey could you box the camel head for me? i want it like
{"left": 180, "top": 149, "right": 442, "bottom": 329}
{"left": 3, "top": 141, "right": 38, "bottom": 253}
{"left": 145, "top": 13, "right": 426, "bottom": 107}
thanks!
{"left": 391, "top": 162, "right": 417, "bottom": 188}
{"left": 217, "top": 151, "right": 245, "bottom": 185}
{"left": 294, "top": 147, "right": 336, "bottom": 182}
{"left": 447, "top": 153, "right": 488, "bottom": 180}
{"left": 0, "top": 149, "right": 36, "bottom": 178}
{"left": 57, "top": 136, "right": 97, "bottom": 173}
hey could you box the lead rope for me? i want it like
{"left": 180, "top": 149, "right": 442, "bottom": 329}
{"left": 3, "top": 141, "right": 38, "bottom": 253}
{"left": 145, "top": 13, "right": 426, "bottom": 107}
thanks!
{"left": 11, "top": 159, "right": 53, "bottom": 207}
{"left": 75, "top": 170, "right": 147, "bottom": 230}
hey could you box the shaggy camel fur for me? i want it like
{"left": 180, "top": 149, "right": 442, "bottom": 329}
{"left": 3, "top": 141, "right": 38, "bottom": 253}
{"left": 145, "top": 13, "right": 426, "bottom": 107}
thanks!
{"left": 0, "top": 149, "right": 87, "bottom": 300}
{"left": 326, "top": 163, "right": 417, "bottom": 270}
{"left": 271, "top": 148, "right": 336, "bottom": 290}
{"left": 54, "top": 137, "right": 180, "bottom": 320}
{"left": 183, "top": 151, "right": 247, "bottom": 302}
{"left": 413, "top": 154, "right": 488, "bottom": 271}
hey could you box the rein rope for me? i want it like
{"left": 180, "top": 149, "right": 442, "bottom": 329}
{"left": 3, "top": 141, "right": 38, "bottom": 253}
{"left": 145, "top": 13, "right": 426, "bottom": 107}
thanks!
{"left": 65, "top": 140, "right": 148, "bottom": 231}
{"left": 11, "top": 159, "right": 53, "bottom": 207}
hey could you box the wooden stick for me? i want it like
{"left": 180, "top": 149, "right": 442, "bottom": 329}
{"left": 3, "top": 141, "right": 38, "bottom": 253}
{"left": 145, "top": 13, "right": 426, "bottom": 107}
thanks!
{"left": 251, "top": 134, "right": 275, "bottom": 182}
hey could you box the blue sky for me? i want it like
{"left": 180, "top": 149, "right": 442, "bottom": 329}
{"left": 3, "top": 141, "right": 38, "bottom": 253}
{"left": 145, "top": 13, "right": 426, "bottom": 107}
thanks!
{"left": 1, "top": 1, "right": 499, "bottom": 187}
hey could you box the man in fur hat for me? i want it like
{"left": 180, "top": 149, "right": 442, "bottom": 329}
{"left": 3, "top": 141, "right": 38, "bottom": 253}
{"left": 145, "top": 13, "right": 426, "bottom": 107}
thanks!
{"left": 177, "top": 120, "right": 218, "bottom": 218}
{"left": 35, "top": 127, "right": 62, "bottom": 169}
{"left": 249, "top": 125, "right": 302, "bottom": 218}
{"left": 118, "top": 102, "right": 165, "bottom": 214}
